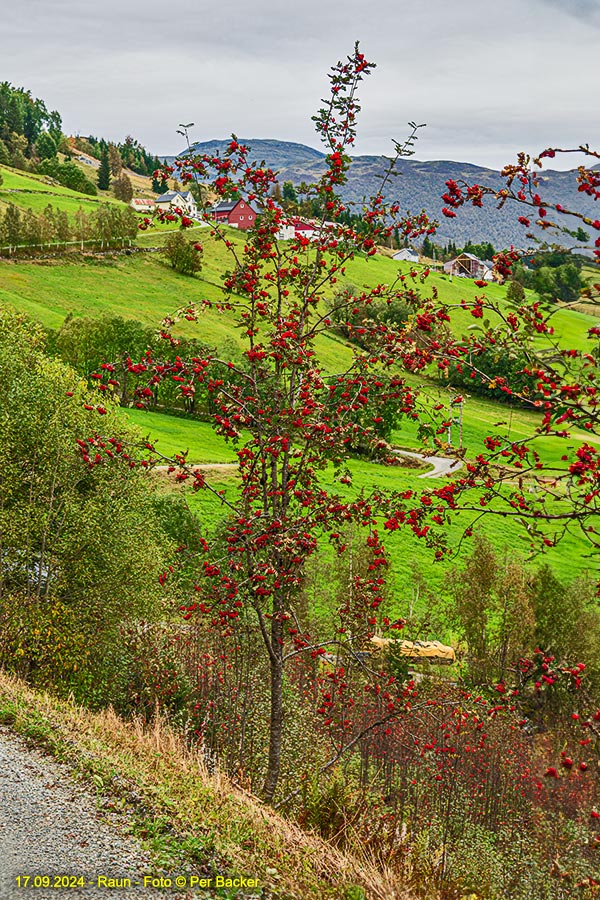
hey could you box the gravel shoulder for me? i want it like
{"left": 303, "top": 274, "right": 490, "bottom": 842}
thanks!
{"left": 0, "top": 727, "right": 202, "bottom": 900}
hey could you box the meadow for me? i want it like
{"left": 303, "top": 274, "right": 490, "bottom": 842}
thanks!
{"left": 0, "top": 166, "right": 119, "bottom": 219}
{"left": 124, "top": 404, "right": 594, "bottom": 628}
{"left": 1, "top": 220, "right": 597, "bottom": 615}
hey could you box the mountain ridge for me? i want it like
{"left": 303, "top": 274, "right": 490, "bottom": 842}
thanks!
{"left": 165, "top": 138, "right": 598, "bottom": 250}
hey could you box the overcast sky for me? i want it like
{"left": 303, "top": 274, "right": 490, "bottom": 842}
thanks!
{"left": 3, "top": 0, "right": 599, "bottom": 170}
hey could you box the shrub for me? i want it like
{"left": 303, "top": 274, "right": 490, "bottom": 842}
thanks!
{"left": 163, "top": 230, "right": 203, "bottom": 276}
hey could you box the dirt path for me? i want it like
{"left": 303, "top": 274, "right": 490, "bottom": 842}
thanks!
{"left": 0, "top": 728, "right": 206, "bottom": 900}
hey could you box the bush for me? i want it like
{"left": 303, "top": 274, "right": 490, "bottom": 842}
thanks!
{"left": 38, "top": 158, "right": 97, "bottom": 195}
{"left": 0, "top": 307, "right": 168, "bottom": 707}
{"left": 163, "top": 230, "right": 203, "bottom": 276}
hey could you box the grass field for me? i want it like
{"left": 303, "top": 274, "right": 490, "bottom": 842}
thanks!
{"left": 121, "top": 406, "right": 592, "bottom": 627}
{"left": 2, "top": 222, "right": 596, "bottom": 349}
{"left": 2, "top": 227, "right": 597, "bottom": 612}
{"left": 0, "top": 249, "right": 357, "bottom": 367}
{"left": 180, "top": 449, "right": 591, "bottom": 626}
{"left": 124, "top": 407, "right": 239, "bottom": 463}
{"left": 0, "top": 165, "right": 92, "bottom": 195}
{"left": 0, "top": 164, "right": 122, "bottom": 218}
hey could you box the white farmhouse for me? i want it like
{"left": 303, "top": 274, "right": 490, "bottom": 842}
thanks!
{"left": 393, "top": 248, "right": 420, "bottom": 263}
{"left": 155, "top": 190, "right": 198, "bottom": 218}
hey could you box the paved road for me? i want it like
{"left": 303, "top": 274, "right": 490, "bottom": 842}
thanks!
{"left": 393, "top": 449, "right": 463, "bottom": 479}
{"left": 154, "top": 453, "right": 463, "bottom": 482}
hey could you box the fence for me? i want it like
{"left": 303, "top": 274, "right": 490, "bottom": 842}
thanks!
{"left": 0, "top": 237, "right": 135, "bottom": 258}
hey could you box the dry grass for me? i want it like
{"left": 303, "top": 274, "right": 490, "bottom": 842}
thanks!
{"left": 0, "top": 670, "right": 414, "bottom": 900}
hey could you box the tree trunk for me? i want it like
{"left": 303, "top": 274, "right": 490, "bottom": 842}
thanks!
{"left": 262, "top": 617, "right": 284, "bottom": 803}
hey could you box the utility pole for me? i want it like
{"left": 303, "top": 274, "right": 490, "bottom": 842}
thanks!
{"left": 448, "top": 395, "right": 465, "bottom": 450}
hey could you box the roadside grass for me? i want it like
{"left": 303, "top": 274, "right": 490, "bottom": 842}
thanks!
{"left": 0, "top": 671, "right": 401, "bottom": 900}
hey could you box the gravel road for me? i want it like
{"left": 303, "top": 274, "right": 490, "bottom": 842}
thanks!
{"left": 0, "top": 728, "right": 208, "bottom": 900}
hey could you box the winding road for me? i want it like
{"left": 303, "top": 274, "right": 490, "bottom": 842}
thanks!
{"left": 393, "top": 449, "right": 464, "bottom": 479}
{"left": 154, "top": 450, "right": 462, "bottom": 482}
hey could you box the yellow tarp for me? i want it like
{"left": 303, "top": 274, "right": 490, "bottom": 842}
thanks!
{"left": 370, "top": 636, "right": 456, "bottom": 664}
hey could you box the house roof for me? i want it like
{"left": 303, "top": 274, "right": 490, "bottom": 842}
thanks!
{"left": 457, "top": 252, "right": 488, "bottom": 265}
{"left": 212, "top": 199, "right": 259, "bottom": 214}
{"left": 156, "top": 190, "right": 195, "bottom": 203}
{"left": 213, "top": 200, "right": 241, "bottom": 212}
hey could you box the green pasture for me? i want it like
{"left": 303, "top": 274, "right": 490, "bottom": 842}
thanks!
{"left": 0, "top": 254, "right": 235, "bottom": 334}
{"left": 121, "top": 406, "right": 595, "bottom": 622}
{"left": 0, "top": 164, "right": 127, "bottom": 230}
{"left": 0, "top": 165, "right": 87, "bottom": 195}
{"left": 0, "top": 228, "right": 596, "bottom": 359}
{"left": 0, "top": 192, "right": 107, "bottom": 219}
{"left": 0, "top": 248, "right": 356, "bottom": 366}
{"left": 344, "top": 253, "right": 598, "bottom": 352}
{"left": 124, "top": 408, "right": 239, "bottom": 463}
{"left": 1, "top": 225, "right": 598, "bottom": 609}
{"left": 1, "top": 230, "right": 596, "bottom": 472}
{"left": 124, "top": 381, "right": 596, "bottom": 479}
{"left": 179, "top": 446, "right": 592, "bottom": 627}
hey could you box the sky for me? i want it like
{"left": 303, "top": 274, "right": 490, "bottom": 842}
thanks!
{"left": 2, "top": 0, "right": 599, "bottom": 170}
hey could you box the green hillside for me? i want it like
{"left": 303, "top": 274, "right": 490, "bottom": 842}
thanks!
{"left": 125, "top": 404, "right": 593, "bottom": 610}
{"left": 1, "top": 226, "right": 597, "bottom": 598}
{"left": 0, "top": 164, "right": 117, "bottom": 218}
{"left": 0, "top": 226, "right": 597, "bottom": 349}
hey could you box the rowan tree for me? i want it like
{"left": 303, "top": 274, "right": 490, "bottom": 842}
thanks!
{"left": 87, "top": 45, "right": 600, "bottom": 810}
{"left": 91, "top": 45, "right": 438, "bottom": 801}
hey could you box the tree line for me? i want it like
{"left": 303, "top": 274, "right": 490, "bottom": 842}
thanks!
{"left": 0, "top": 202, "right": 139, "bottom": 253}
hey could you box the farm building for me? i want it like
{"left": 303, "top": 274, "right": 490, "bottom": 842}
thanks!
{"left": 443, "top": 253, "right": 494, "bottom": 280}
{"left": 130, "top": 198, "right": 156, "bottom": 213}
{"left": 293, "top": 218, "right": 318, "bottom": 239}
{"left": 155, "top": 190, "right": 198, "bottom": 218}
{"left": 277, "top": 218, "right": 338, "bottom": 242}
{"left": 393, "top": 248, "right": 420, "bottom": 263}
{"left": 370, "top": 636, "right": 456, "bottom": 665}
{"left": 211, "top": 199, "right": 257, "bottom": 230}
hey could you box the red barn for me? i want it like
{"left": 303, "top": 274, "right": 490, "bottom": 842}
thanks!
{"left": 211, "top": 199, "right": 257, "bottom": 230}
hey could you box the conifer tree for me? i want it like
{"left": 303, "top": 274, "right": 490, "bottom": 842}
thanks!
{"left": 97, "top": 147, "right": 111, "bottom": 191}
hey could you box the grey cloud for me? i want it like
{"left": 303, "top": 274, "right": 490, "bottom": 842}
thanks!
{"left": 538, "top": 0, "right": 600, "bottom": 21}
{"left": 1, "top": 0, "right": 598, "bottom": 169}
